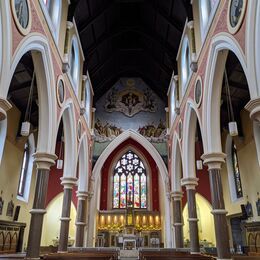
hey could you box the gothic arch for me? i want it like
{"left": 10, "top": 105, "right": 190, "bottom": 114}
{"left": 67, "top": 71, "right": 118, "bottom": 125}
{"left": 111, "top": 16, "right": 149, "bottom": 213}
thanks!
{"left": 0, "top": 1, "right": 11, "bottom": 91}
{"left": 77, "top": 133, "right": 89, "bottom": 192}
{"left": 182, "top": 99, "right": 205, "bottom": 178}
{"left": 56, "top": 99, "right": 77, "bottom": 178}
{"left": 89, "top": 130, "right": 172, "bottom": 247}
{"left": 171, "top": 132, "right": 183, "bottom": 192}
{"left": 3, "top": 33, "right": 57, "bottom": 154}
{"left": 202, "top": 33, "right": 255, "bottom": 153}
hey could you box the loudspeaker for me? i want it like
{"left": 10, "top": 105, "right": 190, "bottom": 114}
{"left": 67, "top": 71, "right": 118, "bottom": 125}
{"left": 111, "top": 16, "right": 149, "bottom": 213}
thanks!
{"left": 240, "top": 204, "right": 248, "bottom": 219}
{"left": 13, "top": 206, "right": 20, "bottom": 221}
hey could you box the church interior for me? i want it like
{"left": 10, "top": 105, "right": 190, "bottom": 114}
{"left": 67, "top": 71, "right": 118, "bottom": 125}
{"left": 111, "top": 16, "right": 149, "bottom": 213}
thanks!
{"left": 0, "top": 0, "right": 260, "bottom": 259}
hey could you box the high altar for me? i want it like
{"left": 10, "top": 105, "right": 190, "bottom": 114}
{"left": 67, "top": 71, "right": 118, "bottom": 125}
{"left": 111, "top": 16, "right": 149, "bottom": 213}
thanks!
{"left": 96, "top": 207, "right": 161, "bottom": 248}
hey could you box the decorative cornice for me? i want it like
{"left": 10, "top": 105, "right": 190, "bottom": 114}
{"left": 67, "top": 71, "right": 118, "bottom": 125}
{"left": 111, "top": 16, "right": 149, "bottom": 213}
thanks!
{"left": 201, "top": 152, "right": 226, "bottom": 170}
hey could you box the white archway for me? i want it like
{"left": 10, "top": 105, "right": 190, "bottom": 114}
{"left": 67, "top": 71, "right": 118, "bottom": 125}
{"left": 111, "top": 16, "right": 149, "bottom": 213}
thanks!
{"left": 88, "top": 130, "right": 172, "bottom": 247}
{"left": 202, "top": 33, "right": 255, "bottom": 153}
{"left": 171, "top": 133, "right": 183, "bottom": 192}
{"left": 56, "top": 99, "right": 77, "bottom": 179}
{"left": 182, "top": 100, "right": 205, "bottom": 178}
{"left": 2, "top": 33, "right": 57, "bottom": 154}
{"left": 0, "top": 0, "right": 12, "bottom": 93}
{"left": 77, "top": 133, "right": 89, "bottom": 192}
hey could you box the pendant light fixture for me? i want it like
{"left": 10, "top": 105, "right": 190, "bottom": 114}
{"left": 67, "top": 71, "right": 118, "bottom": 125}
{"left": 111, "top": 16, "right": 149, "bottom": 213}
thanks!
{"left": 57, "top": 134, "right": 64, "bottom": 169}
{"left": 224, "top": 68, "right": 238, "bottom": 136}
{"left": 21, "top": 71, "right": 35, "bottom": 136}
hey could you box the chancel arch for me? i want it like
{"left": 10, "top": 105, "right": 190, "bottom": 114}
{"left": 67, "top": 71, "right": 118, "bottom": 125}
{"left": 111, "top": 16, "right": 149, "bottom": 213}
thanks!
{"left": 89, "top": 130, "right": 172, "bottom": 248}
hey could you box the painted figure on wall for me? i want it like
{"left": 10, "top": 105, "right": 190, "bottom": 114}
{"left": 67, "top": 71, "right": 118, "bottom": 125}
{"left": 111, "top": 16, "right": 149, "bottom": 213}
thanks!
{"left": 6, "top": 196, "right": 14, "bottom": 217}
{"left": 0, "top": 191, "right": 4, "bottom": 215}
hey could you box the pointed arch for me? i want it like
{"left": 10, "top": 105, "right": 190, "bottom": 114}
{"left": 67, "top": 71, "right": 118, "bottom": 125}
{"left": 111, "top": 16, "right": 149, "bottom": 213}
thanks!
{"left": 2, "top": 33, "right": 57, "bottom": 154}
{"left": 89, "top": 130, "right": 172, "bottom": 247}
{"left": 56, "top": 99, "right": 77, "bottom": 178}
{"left": 171, "top": 132, "right": 183, "bottom": 191}
{"left": 182, "top": 99, "right": 205, "bottom": 178}
{"left": 77, "top": 133, "right": 89, "bottom": 192}
{"left": 202, "top": 33, "right": 256, "bottom": 153}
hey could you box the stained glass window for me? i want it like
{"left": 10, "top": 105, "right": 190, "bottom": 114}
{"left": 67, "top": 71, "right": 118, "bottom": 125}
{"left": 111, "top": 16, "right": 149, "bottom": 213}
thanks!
{"left": 231, "top": 141, "right": 243, "bottom": 198}
{"left": 113, "top": 150, "right": 147, "bottom": 209}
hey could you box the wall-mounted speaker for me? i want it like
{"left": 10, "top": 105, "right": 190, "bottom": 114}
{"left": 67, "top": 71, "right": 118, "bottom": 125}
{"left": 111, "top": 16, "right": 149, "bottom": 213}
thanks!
{"left": 13, "top": 206, "right": 20, "bottom": 221}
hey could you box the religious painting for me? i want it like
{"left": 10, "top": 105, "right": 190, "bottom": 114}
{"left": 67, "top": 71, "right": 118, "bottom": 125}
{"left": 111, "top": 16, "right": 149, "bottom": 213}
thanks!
{"left": 137, "top": 120, "right": 166, "bottom": 142}
{"left": 229, "top": 0, "right": 243, "bottom": 28}
{"left": 245, "top": 202, "right": 253, "bottom": 218}
{"left": 6, "top": 199, "right": 14, "bottom": 217}
{"left": 14, "top": 0, "right": 29, "bottom": 29}
{"left": 105, "top": 79, "right": 156, "bottom": 117}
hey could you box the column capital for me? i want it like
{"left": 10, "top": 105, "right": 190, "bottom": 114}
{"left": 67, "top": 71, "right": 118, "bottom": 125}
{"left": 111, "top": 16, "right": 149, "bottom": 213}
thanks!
{"left": 87, "top": 191, "right": 94, "bottom": 200}
{"left": 60, "top": 177, "right": 77, "bottom": 189}
{"left": 245, "top": 97, "right": 260, "bottom": 122}
{"left": 171, "top": 191, "right": 183, "bottom": 200}
{"left": 76, "top": 191, "right": 88, "bottom": 199}
{"left": 33, "top": 152, "right": 57, "bottom": 170}
{"left": 201, "top": 152, "right": 226, "bottom": 170}
{"left": 181, "top": 177, "right": 198, "bottom": 189}
{"left": 0, "top": 98, "right": 12, "bottom": 120}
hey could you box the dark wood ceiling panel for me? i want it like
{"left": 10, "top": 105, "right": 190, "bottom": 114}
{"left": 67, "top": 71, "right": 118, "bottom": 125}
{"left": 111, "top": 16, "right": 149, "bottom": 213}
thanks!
{"left": 74, "top": 0, "right": 190, "bottom": 104}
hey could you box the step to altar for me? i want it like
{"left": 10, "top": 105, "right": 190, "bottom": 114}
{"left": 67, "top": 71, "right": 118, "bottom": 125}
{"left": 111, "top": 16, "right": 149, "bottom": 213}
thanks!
{"left": 120, "top": 249, "right": 139, "bottom": 259}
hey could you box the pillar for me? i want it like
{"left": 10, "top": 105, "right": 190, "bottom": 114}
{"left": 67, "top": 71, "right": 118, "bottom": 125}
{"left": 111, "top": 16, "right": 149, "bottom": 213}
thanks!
{"left": 26, "top": 152, "right": 57, "bottom": 259}
{"left": 202, "top": 152, "right": 231, "bottom": 260}
{"left": 75, "top": 191, "right": 88, "bottom": 247}
{"left": 58, "top": 177, "right": 77, "bottom": 252}
{"left": 171, "top": 191, "right": 184, "bottom": 248}
{"left": 181, "top": 177, "right": 200, "bottom": 254}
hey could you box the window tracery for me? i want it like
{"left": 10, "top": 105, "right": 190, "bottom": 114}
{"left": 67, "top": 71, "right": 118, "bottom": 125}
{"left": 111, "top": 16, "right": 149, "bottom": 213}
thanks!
{"left": 113, "top": 150, "right": 147, "bottom": 209}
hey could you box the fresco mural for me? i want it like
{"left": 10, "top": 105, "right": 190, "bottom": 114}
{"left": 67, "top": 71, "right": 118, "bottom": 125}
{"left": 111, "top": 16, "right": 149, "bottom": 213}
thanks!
{"left": 94, "top": 78, "right": 167, "bottom": 144}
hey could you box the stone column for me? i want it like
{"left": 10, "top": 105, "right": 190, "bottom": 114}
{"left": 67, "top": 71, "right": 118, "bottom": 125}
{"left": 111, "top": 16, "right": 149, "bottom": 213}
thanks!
{"left": 75, "top": 191, "right": 88, "bottom": 247}
{"left": 26, "top": 152, "right": 57, "bottom": 259}
{"left": 202, "top": 152, "right": 231, "bottom": 260}
{"left": 58, "top": 177, "right": 77, "bottom": 253}
{"left": 0, "top": 98, "right": 12, "bottom": 120}
{"left": 171, "top": 191, "right": 184, "bottom": 248}
{"left": 181, "top": 177, "right": 200, "bottom": 254}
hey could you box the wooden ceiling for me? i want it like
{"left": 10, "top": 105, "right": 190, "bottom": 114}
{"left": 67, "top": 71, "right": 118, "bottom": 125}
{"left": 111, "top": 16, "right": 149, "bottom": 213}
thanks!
{"left": 72, "top": 0, "right": 192, "bottom": 103}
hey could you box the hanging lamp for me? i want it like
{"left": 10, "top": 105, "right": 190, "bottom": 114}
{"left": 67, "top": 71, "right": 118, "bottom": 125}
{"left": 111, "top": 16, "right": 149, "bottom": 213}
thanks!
{"left": 21, "top": 72, "right": 35, "bottom": 136}
{"left": 224, "top": 68, "right": 238, "bottom": 136}
{"left": 57, "top": 134, "right": 64, "bottom": 169}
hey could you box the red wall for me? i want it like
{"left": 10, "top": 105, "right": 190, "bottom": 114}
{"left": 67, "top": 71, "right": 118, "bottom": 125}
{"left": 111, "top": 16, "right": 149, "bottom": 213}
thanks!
{"left": 100, "top": 138, "right": 160, "bottom": 211}
{"left": 182, "top": 141, "right": 211, "bottom": 207}
{"left": 46, "top": 142, "right": 78, "bottom": 208}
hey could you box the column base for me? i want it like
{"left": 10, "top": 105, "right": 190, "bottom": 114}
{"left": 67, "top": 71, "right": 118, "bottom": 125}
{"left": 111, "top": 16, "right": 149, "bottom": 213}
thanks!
{"left": 190, "top": 251, "right": 201, "bottom": 254}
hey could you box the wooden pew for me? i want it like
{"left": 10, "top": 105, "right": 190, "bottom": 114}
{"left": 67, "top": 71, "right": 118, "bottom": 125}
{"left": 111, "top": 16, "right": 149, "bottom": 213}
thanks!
{"left": 42, "top": 248, "right": 119, "bottom": 260}
{"left": 139, "top": 248, "right": 214, "bottom": 260}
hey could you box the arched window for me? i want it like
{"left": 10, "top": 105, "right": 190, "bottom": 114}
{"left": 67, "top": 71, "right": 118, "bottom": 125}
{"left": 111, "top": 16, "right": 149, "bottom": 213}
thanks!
{"left": 226, "top": 135, "right": 243, "bottom": 201}
{"left": 70, "top": 38, "right": 80, "bottom": 94}
{"left": 85, "top": 77, "right": 91, "bottom": 126}
{"left": 17, "top": 134, "right": 35, "bottom": 201}
{"left": 113, "top": 150, "right": 147, "bottom": 209}
{"left": 231, "top": 141, "right": 243, "bottom": 198}
{"left": 199, "top": 0, "right": 212, "bottom": 32}
{"left": 17, "top": 141, "right": 30, "bottom": 197}
{"left": 181, "top": 36, "right": 190, "bottom": 96}
{"left": 42, "top": 0, "right": 62, "bottom": 40}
